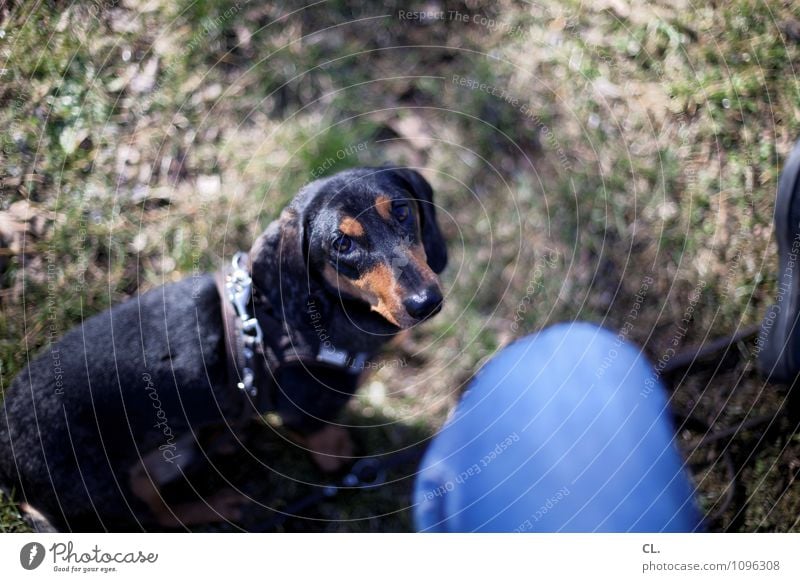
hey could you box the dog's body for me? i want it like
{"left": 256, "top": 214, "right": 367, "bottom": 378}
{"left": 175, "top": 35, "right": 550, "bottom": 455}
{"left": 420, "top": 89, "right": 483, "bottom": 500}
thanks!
{"left": 0, "top": 167, "right": 446, "bottom": 531}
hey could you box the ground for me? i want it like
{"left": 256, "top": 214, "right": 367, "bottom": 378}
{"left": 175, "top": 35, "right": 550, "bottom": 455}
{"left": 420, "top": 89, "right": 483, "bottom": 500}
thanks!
{"left": 0, "top": 0, "right": 798, "bottom": 531}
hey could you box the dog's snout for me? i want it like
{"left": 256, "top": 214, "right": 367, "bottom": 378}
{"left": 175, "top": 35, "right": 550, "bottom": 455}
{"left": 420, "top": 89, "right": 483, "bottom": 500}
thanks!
{"left": 403, "top": 287, "right": 443, "bottom": 321}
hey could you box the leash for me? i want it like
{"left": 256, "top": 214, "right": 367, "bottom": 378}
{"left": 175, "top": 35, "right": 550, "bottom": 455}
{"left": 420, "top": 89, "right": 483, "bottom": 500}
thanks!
{"left": 248, "top": 443, "right": 428, "bottom": 532}
{"left": 661, "top": 324, "right": 784, "bottom": 527}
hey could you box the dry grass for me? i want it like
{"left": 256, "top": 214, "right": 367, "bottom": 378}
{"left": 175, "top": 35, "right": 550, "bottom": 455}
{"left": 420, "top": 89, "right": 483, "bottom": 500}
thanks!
{"left": 1, "top": 0, "right": 799, "bottom": 531}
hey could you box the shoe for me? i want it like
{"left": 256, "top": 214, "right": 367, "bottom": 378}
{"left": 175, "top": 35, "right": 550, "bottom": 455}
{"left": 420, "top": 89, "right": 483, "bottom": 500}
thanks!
{"left": 758, "top": 138, "right": 800, "bottom": 383}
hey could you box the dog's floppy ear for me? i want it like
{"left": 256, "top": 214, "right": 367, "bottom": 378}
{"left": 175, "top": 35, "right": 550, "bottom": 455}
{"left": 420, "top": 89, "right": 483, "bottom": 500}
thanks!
{"left": 392, "top": 168, "right": 447, "bottom": 274}
{"left": 249, "top": 184, "right": 319, "bottom": 293}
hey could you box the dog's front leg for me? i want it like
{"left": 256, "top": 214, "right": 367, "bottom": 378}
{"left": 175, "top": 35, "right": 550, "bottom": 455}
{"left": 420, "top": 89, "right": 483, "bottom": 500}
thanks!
{"left": 128, "top": 435, "right": 248, "bottom": 528}
{"left": 288, "top": 425, "right": 354, "bottom": 473}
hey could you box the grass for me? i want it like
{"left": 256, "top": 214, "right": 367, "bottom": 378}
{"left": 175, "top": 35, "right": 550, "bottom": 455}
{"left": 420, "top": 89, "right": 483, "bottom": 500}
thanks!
{"left": 0, "top": 489, "right": 28, "bottom": 532}
{"left": 1, "top": 0, "right": 799, "bottom": 531}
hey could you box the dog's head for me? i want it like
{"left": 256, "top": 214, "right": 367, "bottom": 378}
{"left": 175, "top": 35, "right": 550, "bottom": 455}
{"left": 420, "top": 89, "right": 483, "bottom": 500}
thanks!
{"left": 250, "top": 167, "right": 447, "bottom": 330}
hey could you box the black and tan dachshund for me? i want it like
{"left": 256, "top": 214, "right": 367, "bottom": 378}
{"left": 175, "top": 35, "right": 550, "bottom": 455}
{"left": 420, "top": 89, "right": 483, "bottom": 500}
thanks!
{"left": 0, "top": 167, "right": 447, "bottom": 531}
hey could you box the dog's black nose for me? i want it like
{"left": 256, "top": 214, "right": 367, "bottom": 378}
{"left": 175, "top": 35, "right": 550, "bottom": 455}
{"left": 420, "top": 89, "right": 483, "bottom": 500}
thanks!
{"left": 404, "top": 287, "right": 443, "bottom": 321}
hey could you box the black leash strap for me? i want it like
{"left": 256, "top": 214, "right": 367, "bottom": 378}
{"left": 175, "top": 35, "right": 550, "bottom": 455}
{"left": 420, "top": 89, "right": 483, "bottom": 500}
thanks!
{"left": 249, "top": 444, "right": 427, "bottom": 531}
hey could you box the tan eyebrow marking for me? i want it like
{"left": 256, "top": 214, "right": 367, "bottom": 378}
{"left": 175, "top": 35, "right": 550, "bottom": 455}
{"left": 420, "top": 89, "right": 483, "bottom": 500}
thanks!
{"left": 375, "top": 195, "right": 392, "bottom": 221}
{"left": 339, "top": 216, "right": 364, "bottom": 237}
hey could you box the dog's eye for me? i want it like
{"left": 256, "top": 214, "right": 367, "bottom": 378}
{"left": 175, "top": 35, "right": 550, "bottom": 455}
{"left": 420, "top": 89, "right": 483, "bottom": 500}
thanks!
{"left": 392, "top": 202, "right": 410, "bottom": 223}
{"left": 331, "top": 234, "right": 353, "bottom": 254}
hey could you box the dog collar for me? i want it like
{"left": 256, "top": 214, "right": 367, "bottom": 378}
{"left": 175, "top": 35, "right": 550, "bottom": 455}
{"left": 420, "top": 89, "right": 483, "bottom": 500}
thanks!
{"left": 315, "top": 346, "right": 369, "bottom": 370}
{"left": 219, "top": 252, "right": 264, "bottom": 399}
{"left": 216, "top": 252, "right": 371, "bottom": 410}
